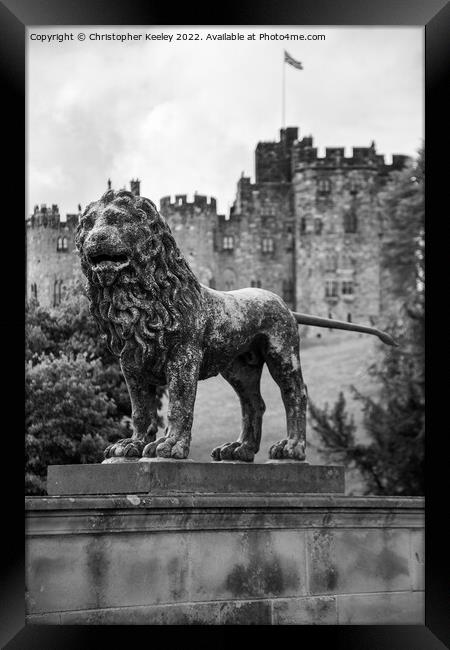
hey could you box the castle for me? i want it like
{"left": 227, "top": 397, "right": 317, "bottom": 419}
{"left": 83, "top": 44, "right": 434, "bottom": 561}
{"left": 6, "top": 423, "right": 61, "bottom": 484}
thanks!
{"left": 26, "top": 127, "right": 408, "bottom": 327}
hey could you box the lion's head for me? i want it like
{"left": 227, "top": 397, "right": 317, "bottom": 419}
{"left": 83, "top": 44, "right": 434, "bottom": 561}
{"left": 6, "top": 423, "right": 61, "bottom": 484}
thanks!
{"left": 75, "top": 189, "right": 201, "bottom": 365}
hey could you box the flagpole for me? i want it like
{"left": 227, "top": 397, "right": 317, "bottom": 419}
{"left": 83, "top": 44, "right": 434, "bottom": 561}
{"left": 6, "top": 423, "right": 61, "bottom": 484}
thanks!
{"left": 282, "top": 53, "right": 286, "bottom": 129}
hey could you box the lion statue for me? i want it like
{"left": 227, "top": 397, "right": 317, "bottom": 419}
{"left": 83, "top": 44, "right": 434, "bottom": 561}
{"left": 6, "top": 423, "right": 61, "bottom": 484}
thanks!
{"left": 75, "top": 189, "right": 396, "bottom": 463}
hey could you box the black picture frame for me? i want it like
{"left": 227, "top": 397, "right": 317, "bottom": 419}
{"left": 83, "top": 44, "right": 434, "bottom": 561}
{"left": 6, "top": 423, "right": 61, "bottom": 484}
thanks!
{"left": 3, "top": 0, "right": 448, "bottom": 647}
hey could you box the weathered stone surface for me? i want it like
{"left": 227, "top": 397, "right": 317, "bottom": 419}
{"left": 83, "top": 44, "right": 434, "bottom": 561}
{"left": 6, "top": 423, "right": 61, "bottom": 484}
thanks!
{"left": 25, "top": 494, "right": 424, "bottom": 625}
{"left": 46, "top": 460, "right": 345, "bottom": 496}
{"left": 272, "top": 596, "right": 337, "bottom": 624}
{"left": 336, "top": 591, "right": 425, "bottom": 624}
{"left": 307, "top": 528, "right": 412, "bottom": 595}
{"left": 410, "top": 529, "right": 425, "bottom": 591}
{"left": 219, "top": 599, "right": 272, "bottom": 625}
{"left": 187, "top": 529, "right": 306, "bottom": 602}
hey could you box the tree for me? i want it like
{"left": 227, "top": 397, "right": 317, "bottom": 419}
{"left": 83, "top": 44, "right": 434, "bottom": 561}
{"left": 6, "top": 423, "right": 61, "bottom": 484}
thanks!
{"left": 25, "top": 278, "right": 166, "bottom": 495}
{"left": 308, "top": 150, "right": 424, "bottom": 496}
{"left": 25, "top": 354, "right": 127, "bottom": 495}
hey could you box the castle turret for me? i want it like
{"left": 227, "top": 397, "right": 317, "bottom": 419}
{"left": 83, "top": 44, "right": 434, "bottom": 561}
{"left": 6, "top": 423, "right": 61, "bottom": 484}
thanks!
{"left": 130, "top": 179, "right": 141, "bottom": 196}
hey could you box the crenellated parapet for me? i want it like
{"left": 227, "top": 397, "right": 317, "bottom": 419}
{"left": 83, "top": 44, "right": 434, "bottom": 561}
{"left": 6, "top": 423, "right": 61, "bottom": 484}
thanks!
{"left": 160, "top": 194, "right": 217, "bottom": 213}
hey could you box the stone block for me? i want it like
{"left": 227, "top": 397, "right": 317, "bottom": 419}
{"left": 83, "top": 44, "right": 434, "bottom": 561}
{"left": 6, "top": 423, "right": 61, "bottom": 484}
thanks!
{"left": 58, "top": 602, "right": 220, "bottom": 625}
{"left": 26, "top": 531, "right": 191, "bottom": 613}
{"left": 410, "top": 530, "right": 425, "bottom": 591}
{"left": 272, "top": 596, "right": 337, "bottom": 624}
{"left": 219, "top": 599, "right": 272, "bottom": 625}
{"left": 186, "top": 529, "right": 307, "bottom": 602}
{"left": 47, "top": 459, "right": 345, "bottom": 496}
{"left": 337, "top": 591, "right": 424, "bottom": 624}
{"left": 307, "top": 528, "right": 412, "bottom": 595}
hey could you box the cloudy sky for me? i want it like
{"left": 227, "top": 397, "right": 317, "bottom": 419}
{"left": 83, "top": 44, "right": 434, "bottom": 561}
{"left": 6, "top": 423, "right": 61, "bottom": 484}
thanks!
{"left": 27, "top": 26, "right": 423, "bottom": 217}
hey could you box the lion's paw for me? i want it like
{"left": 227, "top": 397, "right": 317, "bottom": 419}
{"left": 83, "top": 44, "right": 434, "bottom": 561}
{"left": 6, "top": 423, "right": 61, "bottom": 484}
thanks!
{"left": 143, "top": 436, "right": 190, "bottom": 459}
{"left": 104, "top": 438, "right": 145, "bottom": 459}
{"left": 268, "top": 439, "right": 306, "bottom": 461}
{"left": 211, "top": 441, "right": 255, "bottom": 462}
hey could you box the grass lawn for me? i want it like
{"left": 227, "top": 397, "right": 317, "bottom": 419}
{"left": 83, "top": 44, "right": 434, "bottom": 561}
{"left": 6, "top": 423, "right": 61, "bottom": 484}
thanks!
{"left": 160, "top": 330, "right": 382, "bottom": 492}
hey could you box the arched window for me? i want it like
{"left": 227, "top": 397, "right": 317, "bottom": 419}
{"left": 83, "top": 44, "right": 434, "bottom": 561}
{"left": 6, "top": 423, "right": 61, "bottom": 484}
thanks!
{"left": 62, "top": 237, "right": 68, "bottom": 251}
{"left": 57, "top": 236, "right": 63, "bottom": 251}
{"left": 317, "top": 178, "right": 331, "bottom": 194}
{"left": 262, "top": 237, "right": 274, "bottom": 254}
{"left": 223, "top": 236, "right": 234, "bottom": 251}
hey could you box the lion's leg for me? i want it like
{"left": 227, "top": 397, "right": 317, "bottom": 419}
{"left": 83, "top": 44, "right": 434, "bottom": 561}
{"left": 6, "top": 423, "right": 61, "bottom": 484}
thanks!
{"left": 104, "top": 366, "right": 158, "bottom": 460}
{"left": 211, "top": 357, "right": 265, "bottom": 462}
{"left": 143, "top": 349, "right": 201, "bottom": 460}
{"left": 265, "top": 335, "right": 308, "bottom": 461}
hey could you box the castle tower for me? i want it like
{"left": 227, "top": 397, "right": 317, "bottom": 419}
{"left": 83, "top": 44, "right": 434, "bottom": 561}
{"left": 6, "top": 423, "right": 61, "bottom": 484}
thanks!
{"left": 292, "top": 134, "right": 408, "bottom": 326}
{"left": 159, "top": 194, "right": 219, "bottom": 287}
{"left": 130, "top": 179, "right": 141, "bottom": 196}
{"left": 26, "top": 204, "right": 81, "bottom": 307}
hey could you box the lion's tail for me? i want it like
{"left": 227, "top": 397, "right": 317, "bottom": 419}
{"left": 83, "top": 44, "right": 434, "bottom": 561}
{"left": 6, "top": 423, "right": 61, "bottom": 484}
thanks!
{"left": 292, "top": 312, "right": 398, "bottom": 347}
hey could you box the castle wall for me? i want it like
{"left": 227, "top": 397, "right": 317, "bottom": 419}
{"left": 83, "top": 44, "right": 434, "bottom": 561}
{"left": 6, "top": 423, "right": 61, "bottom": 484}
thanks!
{"left": 26, "top": 207, "right": 81, "bottom": 308}
{"left": 26, "top": 135, "right": 407, "bottom": 326}
{"left": 160, "top": 194, "right": 218, "bottom": 287}
{"left": 293, "top": 163, "right": 383, "bottom": 326}
{"left": 216, "top": 178, "right": 296, "bottom": 308}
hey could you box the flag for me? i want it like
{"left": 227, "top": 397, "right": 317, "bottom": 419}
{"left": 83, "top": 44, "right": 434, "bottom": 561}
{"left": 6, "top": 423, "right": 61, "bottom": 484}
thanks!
{"left": 284, "top": 50, "right": 303, "bottom": 70}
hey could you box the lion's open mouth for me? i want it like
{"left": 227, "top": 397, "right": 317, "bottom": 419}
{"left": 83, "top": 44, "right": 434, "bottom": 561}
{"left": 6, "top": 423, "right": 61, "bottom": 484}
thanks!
{"left": 89, "top": 252, "right": 129, "bottom": 270}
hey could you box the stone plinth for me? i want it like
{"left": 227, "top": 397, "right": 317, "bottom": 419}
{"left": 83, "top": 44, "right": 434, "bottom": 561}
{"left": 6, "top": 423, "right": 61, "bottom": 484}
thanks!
{"left": 46, "top": 459, "right": 345, "bottom": 496}
{"left": 25, "top": 492, "right": 424, "bottom": 625}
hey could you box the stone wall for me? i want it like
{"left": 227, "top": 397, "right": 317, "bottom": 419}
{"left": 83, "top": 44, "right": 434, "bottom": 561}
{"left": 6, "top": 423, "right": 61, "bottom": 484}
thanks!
{"left": 26, "top": 206, "right": 81, "bottom": 307}
{"left": 25, "top": 494, "right": 424, "bottom": 625}
{"left": 160, "top": 194, "right": 219, "bottom": 287}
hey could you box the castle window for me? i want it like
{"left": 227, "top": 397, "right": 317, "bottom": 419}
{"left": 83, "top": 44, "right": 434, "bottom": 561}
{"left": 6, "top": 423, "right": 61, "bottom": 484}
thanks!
{"left": 30, "top": 283, "right": 37, "bottom": 300}
{"left": 62, "top": 237, "right": 68, "bottom": 251}
{"left": 57, "top": 236, "right": 62, "bottom": 251}
{"left": 300, "top": 218, "right": 307, "bottom": 234}
{"left": 314, "top": 218, "right": 323, "bottom": 235}
{"left": 342, "top": 281, "right": 354, "bottom": 295}
{"left": 347, "top": 313, "right": 352, "bottom": 323}
{"left": 344, "top": 210, "right": 358, "bottom": 233}
{"left": 325, "top": 280, "right": 338, "bottom": 298}
{"left": 317, "top": 178, "right": 331, "bottom": 194}
{"left": 209, "top": 277, "right": 216, "bottom": 289}
{"left": 262, "top": 237, "right": 274, "bottom": 254}
{"left": 223, "top": 236, "right": 234, "bottom": 251}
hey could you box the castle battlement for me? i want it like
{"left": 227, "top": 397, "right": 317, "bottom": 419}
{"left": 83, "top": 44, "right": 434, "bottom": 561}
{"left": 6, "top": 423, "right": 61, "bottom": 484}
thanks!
{"left": 160, "top": 194, "right": 217, "bottom": 212}
{"left": 27, "top": 205, "right": 80, "bottom": 230}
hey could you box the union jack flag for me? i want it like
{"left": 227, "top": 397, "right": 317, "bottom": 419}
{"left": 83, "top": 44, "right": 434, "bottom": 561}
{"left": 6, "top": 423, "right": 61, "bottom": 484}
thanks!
{"left": 284, "top": 50, "right": 303, "bottom": 69}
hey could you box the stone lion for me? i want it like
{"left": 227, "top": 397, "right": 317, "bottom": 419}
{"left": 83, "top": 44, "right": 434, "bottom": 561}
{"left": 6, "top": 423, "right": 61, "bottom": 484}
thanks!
{"left": 75, "top": 189, "right": 396, "bottom": 462}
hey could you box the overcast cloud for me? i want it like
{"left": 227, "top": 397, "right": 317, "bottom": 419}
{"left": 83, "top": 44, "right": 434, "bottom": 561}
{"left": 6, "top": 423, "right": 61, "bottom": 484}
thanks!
{"left": 27, "top": 26, "right": 423, "bottom": 217}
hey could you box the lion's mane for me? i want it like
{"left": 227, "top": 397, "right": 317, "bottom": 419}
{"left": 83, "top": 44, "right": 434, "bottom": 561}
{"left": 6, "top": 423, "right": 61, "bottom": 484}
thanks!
{"left": 75, "top": 189, "right": 202, "bottom": 370}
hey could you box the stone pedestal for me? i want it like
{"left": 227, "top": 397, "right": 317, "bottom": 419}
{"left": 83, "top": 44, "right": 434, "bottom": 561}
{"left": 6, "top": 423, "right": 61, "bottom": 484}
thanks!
{"left": 25, "top": 460, "right": 424, "bottom": 625}
{"left": 47, "top": 459, "right": 345, "bottom": 496}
